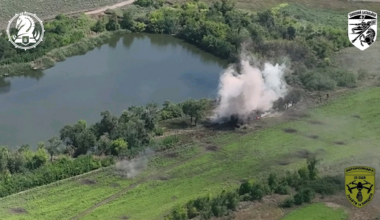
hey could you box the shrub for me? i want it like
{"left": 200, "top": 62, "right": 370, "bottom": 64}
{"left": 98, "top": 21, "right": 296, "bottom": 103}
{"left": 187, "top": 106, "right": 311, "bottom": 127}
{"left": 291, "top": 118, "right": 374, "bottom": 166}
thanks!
{"left": 275, "top": 185, "right": 290, "bottom": 195}
{"left": 154, "top": 127, "right": 164, "bottom": 136}
{"left": 308, "top": 175, "right": 343, "bottom": 195}
{"left": 294, "top": 188, "right": 315, "bottom": 205}
{"left": 160, "top": 135, "right": 180, "bottom": 149}
{"left": 357, "top": 68, "right": 369, "bottom": 80}
{"left": 135, "top": 0, "right": 154, "bottom": 7}
{"left": 282, "top": 196, "right": 295, "bottom": 207}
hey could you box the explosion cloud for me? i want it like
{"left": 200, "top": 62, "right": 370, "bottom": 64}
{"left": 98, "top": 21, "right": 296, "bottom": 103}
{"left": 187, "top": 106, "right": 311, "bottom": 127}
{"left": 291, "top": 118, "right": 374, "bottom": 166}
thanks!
{"left": 213, "top": 57, "right": 288, "bottom": 122}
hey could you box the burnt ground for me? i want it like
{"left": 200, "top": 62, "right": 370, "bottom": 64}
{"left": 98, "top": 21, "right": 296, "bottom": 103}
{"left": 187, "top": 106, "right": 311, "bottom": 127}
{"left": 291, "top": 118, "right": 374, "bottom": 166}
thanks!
{"left": 334, "top": 141, "right": 346, "bottom": 145}
{"left": 81, "top": 179, "right": 97, "bottom": 185}
{"left": 164, "top": 152, "right": 178, "bottom": 158}
{"left": 9, "top": 208, "right": 27, "bottom": 214}
{"left": 205, "top": 145, "right": 219, "bottom": 152}
{"left": 109, "top": 183, "right": 120, "bottom": 187}
{"left": 282, "top": 128, "right": 298, "bottom": 133}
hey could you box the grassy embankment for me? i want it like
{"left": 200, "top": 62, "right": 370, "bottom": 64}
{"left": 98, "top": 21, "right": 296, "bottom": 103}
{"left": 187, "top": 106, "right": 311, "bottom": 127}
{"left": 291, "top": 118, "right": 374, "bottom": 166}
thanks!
{"left": 0, "top": 86, "right": 379, "bottom": 219}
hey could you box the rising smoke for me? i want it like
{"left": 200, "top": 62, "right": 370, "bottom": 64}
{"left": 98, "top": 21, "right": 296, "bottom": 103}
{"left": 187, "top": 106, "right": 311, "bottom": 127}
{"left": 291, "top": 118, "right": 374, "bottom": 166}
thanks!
{"left": 114, "top": 148, "right": 155, "bottom": 178}
{"left": 212, "top": 55, "right": 288, "bottom": 122}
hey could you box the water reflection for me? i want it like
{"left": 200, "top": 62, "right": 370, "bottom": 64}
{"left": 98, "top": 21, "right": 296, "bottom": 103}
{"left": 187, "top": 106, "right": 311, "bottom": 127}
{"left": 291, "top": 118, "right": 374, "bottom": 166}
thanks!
{"left": 0, "top": 33, "right": 226, "bottom": 148}
{"left": 0, "top": 70, "right": 44, "bottom": 95}
{"left": 119, "top": 33, "right": 228, "bottom": 68}
{"left": 0, "top": 79, "right": 10, "bottom": 95}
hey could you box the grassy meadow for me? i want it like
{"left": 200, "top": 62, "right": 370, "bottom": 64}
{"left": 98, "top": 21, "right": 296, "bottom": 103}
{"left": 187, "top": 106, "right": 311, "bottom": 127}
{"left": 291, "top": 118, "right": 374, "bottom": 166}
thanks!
{"left": 281, "top": 203, "right": 348, "bottom": 220}
{"left": 0, "top": 87, "right": 379, "bottom": 219}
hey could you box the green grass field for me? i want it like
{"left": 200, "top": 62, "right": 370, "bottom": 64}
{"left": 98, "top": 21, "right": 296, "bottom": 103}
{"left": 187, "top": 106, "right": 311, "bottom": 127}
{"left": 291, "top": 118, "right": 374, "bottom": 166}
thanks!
{"left": 281, "top": 203, "right": 348, "bottom": 220}
{"left": 0, "top": 87, "right": 379, "bottom": 220}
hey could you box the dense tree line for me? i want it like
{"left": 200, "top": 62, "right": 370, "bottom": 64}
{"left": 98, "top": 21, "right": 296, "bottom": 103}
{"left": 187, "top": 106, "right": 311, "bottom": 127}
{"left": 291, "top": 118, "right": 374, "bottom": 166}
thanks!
{"left": 117, "top": 0, "right": 353, "bottom": 91}
{"left": 0, "top": 1, "right": 355, "bottom": 91}
{"left": 164, "top": 157, "right": 343, "bottom": 220}
{"left": 0, "top": 14, "right": 94, "bottom": 66}
{"left": 0, "top": 98, "right": 210, "bottom": 197}
{"left": 0, "top": 144, "right": 113, "bottom": 197}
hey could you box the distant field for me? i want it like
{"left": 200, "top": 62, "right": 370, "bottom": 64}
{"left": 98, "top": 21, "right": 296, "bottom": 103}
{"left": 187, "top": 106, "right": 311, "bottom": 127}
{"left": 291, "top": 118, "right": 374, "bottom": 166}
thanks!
{"left": 282, "top": 203, "right": 348, "bottom": 220}
{"left": 168, "top": 0, "right": 380, "bottom": 13}
{"left": 0, "top": 0, "right": 126, "bottom": 28}
{"left": 1, "top": 87, "right": 379, "bottom": 219}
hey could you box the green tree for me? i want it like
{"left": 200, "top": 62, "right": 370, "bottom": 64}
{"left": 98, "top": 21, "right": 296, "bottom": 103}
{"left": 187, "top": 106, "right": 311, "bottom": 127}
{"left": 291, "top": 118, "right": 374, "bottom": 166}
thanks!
{"left": 106, "top": 15, "right": 121, "bottom": 31}
{"left": 287, "top": 26, "right": 296, "bottom": 40}
{"left": 268, "top": 173, "right": 278, "bottom": 191}
{"left": 91, "top": 20, "right": 106, "bottom": 33}
{"left": 75, "top": 129, "right": 97, "bottom": 157}
{"left": 32, "top": 144, "right": 49, "bottom": 169}
{"left": 7, "top": 151, "right": 26, "bottom": 173}
{"left": 121, "top": 11, "right": 134, "bottom": 30}
{"left": 307, "top": 156, "right": 319, "bottom": 180}
{"left": 0, "top": 146, "right": 9, "bottom": 173}
{"left": 96, "top": 133, "right": 111, "bottom": 155}
{"left": 46, "top": 136, "right": 62, "bottom": 162}
{"left": 110, "top": 138, "right": 128, "bottom": 156}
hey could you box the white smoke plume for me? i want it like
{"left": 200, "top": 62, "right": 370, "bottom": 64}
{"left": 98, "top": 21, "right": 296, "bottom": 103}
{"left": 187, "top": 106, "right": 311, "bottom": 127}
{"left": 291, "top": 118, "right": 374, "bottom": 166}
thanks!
{"left": 213, "top": 56, "right": 288, "bottom": 122}
{"left": 114, "top": 148, "right": 155, "bottom": 178}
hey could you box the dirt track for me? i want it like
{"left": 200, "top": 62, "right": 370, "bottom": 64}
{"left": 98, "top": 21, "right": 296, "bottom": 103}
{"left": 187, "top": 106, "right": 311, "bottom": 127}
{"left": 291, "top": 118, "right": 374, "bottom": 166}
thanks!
{"left": 85, "top": 0, "right": 135, "bottom": 15}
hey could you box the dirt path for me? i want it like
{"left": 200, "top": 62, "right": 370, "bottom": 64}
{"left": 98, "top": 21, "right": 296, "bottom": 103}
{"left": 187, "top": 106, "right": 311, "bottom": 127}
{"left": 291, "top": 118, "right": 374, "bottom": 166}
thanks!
{"left": 85, "top": 0, "right": 135, "bottom": 15}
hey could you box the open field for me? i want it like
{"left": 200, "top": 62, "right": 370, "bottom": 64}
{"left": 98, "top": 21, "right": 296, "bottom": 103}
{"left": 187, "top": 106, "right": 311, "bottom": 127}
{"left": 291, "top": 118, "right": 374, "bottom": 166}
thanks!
{"left": 0, "top": 0, "right": 127, "bottom": 28}
{"left": 167, "top": 0, "right": 380, "bottom": 12}
{"left": 281, "top": 203, "right": 347, "bottom": 220}
{"left": 0, "top": 87, "right": 379, "bottom": 220}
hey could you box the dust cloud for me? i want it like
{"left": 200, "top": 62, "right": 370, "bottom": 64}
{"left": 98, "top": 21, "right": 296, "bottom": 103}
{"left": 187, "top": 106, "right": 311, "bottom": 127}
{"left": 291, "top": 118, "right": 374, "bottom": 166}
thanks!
{"left": 212, "top": 55, "right": 288, "bottom": 122}
{"left": 114, "top": 148, "right": 155, "bottom": 178}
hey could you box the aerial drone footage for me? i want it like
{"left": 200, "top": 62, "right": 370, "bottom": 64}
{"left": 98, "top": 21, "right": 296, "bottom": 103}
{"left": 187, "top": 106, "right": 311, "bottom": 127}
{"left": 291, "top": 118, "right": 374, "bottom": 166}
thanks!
{"left": 0, "top": 0, "right": 379, "bottom": 219}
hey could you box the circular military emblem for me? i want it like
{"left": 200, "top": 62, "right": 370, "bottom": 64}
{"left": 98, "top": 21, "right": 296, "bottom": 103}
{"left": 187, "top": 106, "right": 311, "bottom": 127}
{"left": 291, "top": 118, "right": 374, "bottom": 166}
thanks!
{"left": 6, "top": 12, "right": 45, "bottom": 50}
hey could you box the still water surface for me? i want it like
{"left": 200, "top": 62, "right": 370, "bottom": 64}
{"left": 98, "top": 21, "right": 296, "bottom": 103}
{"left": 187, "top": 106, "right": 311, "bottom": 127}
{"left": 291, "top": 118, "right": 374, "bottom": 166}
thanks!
{"left": 0, "top": 33, "right": 227, "bottom": 148}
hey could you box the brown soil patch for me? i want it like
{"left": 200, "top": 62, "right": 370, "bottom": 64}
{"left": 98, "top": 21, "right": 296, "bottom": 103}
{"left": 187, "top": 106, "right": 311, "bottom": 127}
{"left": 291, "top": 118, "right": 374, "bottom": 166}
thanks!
{"left": 206, "top": 145, "right": 219, "bottom": 151}
{"left": 283, "top": 128, "right": 297, "bottom": 133}
{"left": 324, "top": 202, "right": 342, "bottom": 209}
{"left": 9, "top": 208, "right": 27, "bottom": 214}
{"left": 334, "top": 141, "right": 345, "bottom": 145}
{"left": 158, "top": 176, "right": 170, "bottom": 181}
{"left": 165, "top": 152, "right": 178, "bottom": 158}
{"left": 295, "top": 149, "right": 312, "bottom": 158}
{"left": 308, "top": 120, "right": 325, "bottom": 125}
{"left": 307, "top": 135, "right": 319, "bottom": 139}
{"left": 120, "top": 215, "right": 129, "bottom": 219}
{"left": 275, "top": 159, "right": 292, "bottom": 166}
{"left": 110, "top": 183, "right": 120, "bottom": 187}
{"left": 81, "top": 179, "right": 97, "bottom": 185}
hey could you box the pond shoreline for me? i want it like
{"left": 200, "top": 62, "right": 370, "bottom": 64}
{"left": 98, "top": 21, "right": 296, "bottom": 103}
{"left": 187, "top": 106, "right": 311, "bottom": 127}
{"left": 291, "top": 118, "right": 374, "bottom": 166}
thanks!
{"left": 0, "top": 30, "right": 129, "bottom": 77}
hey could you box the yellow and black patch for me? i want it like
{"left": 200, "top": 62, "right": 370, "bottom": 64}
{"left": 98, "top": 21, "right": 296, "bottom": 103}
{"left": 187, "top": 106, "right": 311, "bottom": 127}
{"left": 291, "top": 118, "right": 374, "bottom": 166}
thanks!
{"left": 345, "top": 166, "right": 375, "bottom": 208}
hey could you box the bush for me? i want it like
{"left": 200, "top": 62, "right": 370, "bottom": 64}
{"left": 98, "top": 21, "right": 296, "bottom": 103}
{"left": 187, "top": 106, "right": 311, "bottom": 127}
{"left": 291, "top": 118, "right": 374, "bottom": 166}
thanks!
{"left": 275, "top": 185, "right": 290, "bottom": 195}
{"left": 357, "top": 68, "right": 369, "bottom": 80}
{"left": 135, "top": 0, "right": 154, "bottom": 7}
{"left": 301, "top": 71, "right": 336, "bottom": 91}
{"left": 308, "top": 176, "right": 343, "bottom": 195}
{"left": 154, "top": 127, "right": 164, "bottom": 136}
{"left": 294, "top": 188, "right": 315, "bottom": 205}
{"left": 159, "top": 135, "right": 180, "bottom": 149}
{"left": 282, "top": 196, "right": 295, "bottom": 207}
{"left": 0, "top": 155, "right": 113, "bottom": 198}
{"left": 329, "top": 69, "right": 356, "bottom": 87}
